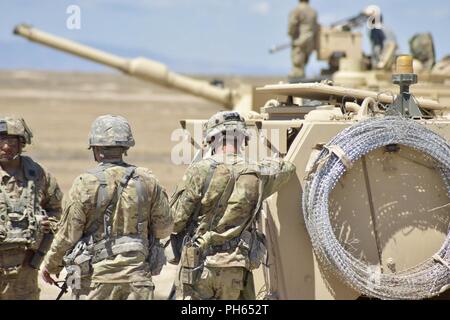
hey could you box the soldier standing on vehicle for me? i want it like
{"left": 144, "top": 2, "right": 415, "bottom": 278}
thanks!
{"left": 288, "top": 0, "right": 319, "bottom": 79}
{"left": 170, "top": 111, "right": 296, "bottom": 300}
{"left": 41, "top": 114, "right": 173, "bottom": 300}
{"left": 0, "top": 116, "right": 62, "bottom": 300}
{"left": 361, "top": 5, "right": 397, "bottom": 68}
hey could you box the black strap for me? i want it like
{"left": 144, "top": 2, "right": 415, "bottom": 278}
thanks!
{"left": 54, "top": 281, "right": 68, "bottom": 300}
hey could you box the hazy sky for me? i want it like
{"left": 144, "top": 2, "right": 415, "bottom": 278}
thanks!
{"left": 1, "top": 0, "right": 449, "bottom": 75}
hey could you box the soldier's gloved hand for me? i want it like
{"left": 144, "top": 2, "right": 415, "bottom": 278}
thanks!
{"left": 36, "top": 215, "right": 51, "bottom": 234}
{"left": 193, "top": 233, "right": 210, "bottom": 250}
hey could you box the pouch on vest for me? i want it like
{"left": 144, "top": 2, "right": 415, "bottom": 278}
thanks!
{"left": 180, "top": 244, "right": 202, "bottom": 285}
{"left": 63, "top": 239, "right": 93, "bottom": 278}
{"left": 0, "top": 191, "right": 40, "bottom": 248}
{"left": 239, "top": 229, "right": 267, "bottom": 270}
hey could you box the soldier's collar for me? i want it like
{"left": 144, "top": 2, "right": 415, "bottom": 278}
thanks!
{"left": 0, "top": 157, "right": 26, "bottom": 181}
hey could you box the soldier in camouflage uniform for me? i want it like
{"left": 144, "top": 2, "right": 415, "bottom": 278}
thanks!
{"left": 0, "top": 116, "right": 62, "bottom": 300}
{"left": 42, "top": 114, "right": 173, "bottom": 300}
{"left": 171, "top": 111, "right": 296, "bottom": 300}
{"left": 288, "top": 0, "right": 319, "bottom": 79}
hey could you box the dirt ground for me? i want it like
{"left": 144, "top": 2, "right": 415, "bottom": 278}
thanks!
{"left": 0, "top": 70, "right": 282, "bottom": 300}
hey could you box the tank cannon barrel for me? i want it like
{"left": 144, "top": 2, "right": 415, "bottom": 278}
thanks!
{"left": 13, "top": 24, "right": 236, "bottom": 108}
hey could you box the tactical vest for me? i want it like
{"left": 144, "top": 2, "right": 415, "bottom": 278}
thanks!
{"left": 195, "top": 157, "right": 264, "bottom": 256}
{"left": 64, "top": 163, "right": 160, "bottom": 277}
{"left": 0, "top": 157, "right": 45, "bottom": 250}
{"left": 179, "top": 157, "right": 267, "bottom": 280}
{"left": 87, "top": 163, "right": 150, "bottom": 262}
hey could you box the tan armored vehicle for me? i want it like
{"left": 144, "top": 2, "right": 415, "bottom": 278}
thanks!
{"left": 14, "top": 25, "right": 449, "bottom": 300}
{"left": 321, "top": 27, "right": 450, "bottom": 108}
{"left": 313, "top": 12, "right": 450, "bottom": 108}
{"left": 185, "top": 57, "right": 450, "bottom": 300}
{"left": 271, "top": 6, "right": 450, "bottom": 108}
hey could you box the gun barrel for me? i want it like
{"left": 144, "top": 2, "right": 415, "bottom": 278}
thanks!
{"left": 330, "top": 13, "right": 365, "bottom": 29}
{"left": 269, "top": 42, "right": 291, "bottom": 54}
{"left": 14, "top": 24, "right": 235, "bottom": 108}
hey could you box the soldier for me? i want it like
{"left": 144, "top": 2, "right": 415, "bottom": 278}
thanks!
{"left": 362, "top": 5, "right": 397, "bottom": 68}
{"left": 170, "top": 111, "right": 296, "bottom": 300}
{"left": 0, "top": 116, "right": 62, "bottom": 300}
{"left": 41, "top": 114, "right": 173, "bottom": 300}
{"left": 288, "top": 0, "right": 319, "bottom": 79}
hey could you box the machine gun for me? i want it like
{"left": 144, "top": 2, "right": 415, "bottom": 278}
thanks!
{"left": 330, "top": 13, "right": 367, "bottom": 31}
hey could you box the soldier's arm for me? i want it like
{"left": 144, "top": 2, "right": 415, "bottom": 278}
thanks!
{"left": 43, "top": 175, "right": 93, "bottom": 274}
{"left": 288, "top": 9, "right": 300, "bottom": 38}
{"left": 148, "top": 179, "right": 173, "bottom": 240}
{"left": 42, "top": 171, "right": 64, "bottom": 232}
{"left": 171, "top": 163, "right": 206, "bottom": 234}
{"left": 260, "top": 159, "right": 296, "bottom": 199}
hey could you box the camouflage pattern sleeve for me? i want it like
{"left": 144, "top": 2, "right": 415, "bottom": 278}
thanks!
{"left": 288, "top": 7, "right": 300, "bottom": 39}
{"left": 43, "top": 171, "right": 63, "bottom": 232}
{"left": 148, "top": 178, "right": 173, "bottom": 240}
{"left": 171, "top": 162, "right": 208, "bottom": 234}
{"left": 43, "top": 174, "right": 96, "bottom": 274}
{"left": 260, "top": 159, "right": 296, "bottom": 200}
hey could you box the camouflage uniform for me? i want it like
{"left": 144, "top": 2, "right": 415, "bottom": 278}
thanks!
{"left": 0, "top": 117, "right": 62, "bottom": 300}
{"left": 43, "top": 115, "right": 173, "bottom": 300}
{"left": 171, "top": 112, "right": 296, "bottom": 300}
{"left": 288, "top": 0, "right": 319, "bottom": 79}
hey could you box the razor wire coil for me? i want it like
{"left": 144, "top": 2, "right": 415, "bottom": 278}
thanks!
{"left": 302, "top": 116, "right": 450, "bottom": 300}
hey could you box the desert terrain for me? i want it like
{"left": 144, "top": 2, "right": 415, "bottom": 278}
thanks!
{"left": 0, "top": 69, "right": 283, "bottom": 299}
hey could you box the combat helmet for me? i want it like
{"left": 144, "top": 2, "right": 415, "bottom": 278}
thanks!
{"left": 363, "top": 5, "right": 381, "bottom": 17}
{"left": 88, "top": 114, "right": 135, "bottom": 149}
{"left": 0, "top": 116, "right": 33, "bottom": 145}
{"left": 203, "top": 111, "right": 249, "bottom": 145}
